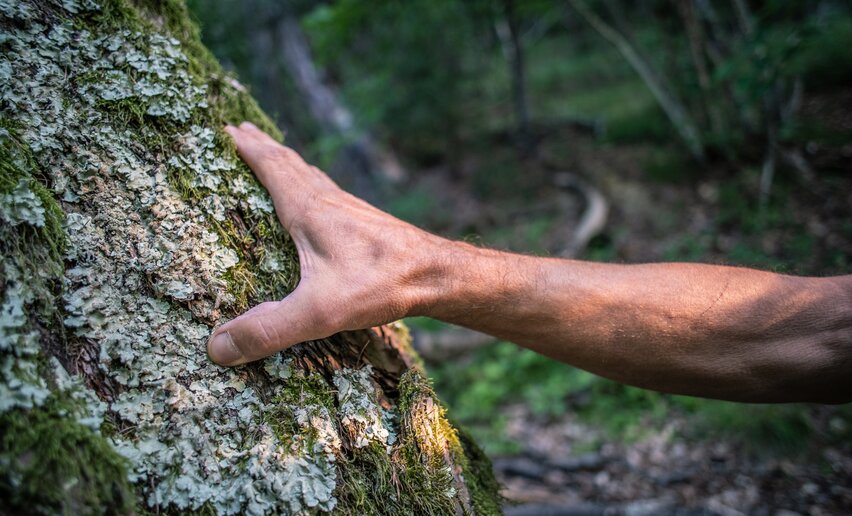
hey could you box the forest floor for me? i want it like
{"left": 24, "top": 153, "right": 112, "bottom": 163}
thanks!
{"left": 496, "top": 401, "right": 852, "bottom": 515}
{"left": 493, "top": 405, "right": 852, "bottom": 516}
{"left": 398, "top": 115, "right": 852, "bottom": 515}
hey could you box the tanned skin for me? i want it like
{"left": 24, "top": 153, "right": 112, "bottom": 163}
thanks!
{"left": 208, "top": 122, "right": 852, "bottom": 404}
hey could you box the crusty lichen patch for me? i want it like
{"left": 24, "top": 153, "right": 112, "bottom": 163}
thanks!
{"left": 0, "top": 121, "right": 134, "bottom": 512}
{"left": 0, "top": 0, "right": 499, "bottom": 513}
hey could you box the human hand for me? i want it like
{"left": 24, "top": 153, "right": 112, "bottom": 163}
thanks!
{"left": 207, "top": 122, "right": 444, "bottom": 366}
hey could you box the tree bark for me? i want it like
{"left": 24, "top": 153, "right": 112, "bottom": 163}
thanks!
{"left": 0, "top": 1, "right": 498, "bottom": 514}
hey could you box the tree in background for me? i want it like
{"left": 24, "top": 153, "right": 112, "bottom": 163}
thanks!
{"left": 243, "top": 0, "right": 850, "bottom": 184}
{"left": 0, "top": 0, "right": 499, "bottom": 513}
{"left": 568, "top": 0, "right": 707, "bottom": 161}
{"left": 302, "top": 0, "right": 487, "bottom": 171}
{"left": 189, "top": 0, "right": 406, "bottom": 204}
{"left": 273, "top": 3, "right": 407, "bottom": 196}
{"left": 567, "top": 0, "right": 851, "bottom": 188}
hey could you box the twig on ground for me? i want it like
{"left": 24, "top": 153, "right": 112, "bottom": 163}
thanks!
{"left": 554, "top": 172, "right": 609, "bottom": 258}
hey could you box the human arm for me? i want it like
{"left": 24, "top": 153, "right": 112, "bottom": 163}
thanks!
{"left": 208, "top": 123, "right": 852, "bottom": 403}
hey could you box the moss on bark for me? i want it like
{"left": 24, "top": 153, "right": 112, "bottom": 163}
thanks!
{"left": 0, "top": 400, "right": 135, "bottom": 514}
{"left": 0, "top": 121, "right": 134, "bottom": 514}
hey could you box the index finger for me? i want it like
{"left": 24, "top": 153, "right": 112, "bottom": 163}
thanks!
{"left": 224, "top": 123, "right": 337, "bottom": 228}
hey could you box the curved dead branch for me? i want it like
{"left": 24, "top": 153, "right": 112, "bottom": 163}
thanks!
{"left": 411, "top": 327, "right": 497, "bottom": 362}
{"left": 553, "top": 172, "right": 609, "bottom": 258}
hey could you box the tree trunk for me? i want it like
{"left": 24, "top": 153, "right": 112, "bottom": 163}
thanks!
{"left": 0, "top": 1, "right": 499, "bottom": 514}
{"left": 675, "top": 0, "right": 726, "bottom": 135}
{"left": 497, "top": 0, "right": 532, "bottom": 151}
{"left": 272, "top": 4, "right": 406, "bottom": 200}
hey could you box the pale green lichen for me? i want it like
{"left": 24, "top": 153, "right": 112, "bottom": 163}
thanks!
{"left": 0, "top": 262, "right": 51, "bottom": 412}
{"left": 0, "top": 179, "right": 46, "bottom": 227}
{"left": 0, "top": 0, "right": 499, "bottom": 513}
{"left": 1, "top": 0, "right": 330, "bottom": 512}
{"left": 334, "top": 366, "right": 397, "bottom": 449}
{"left": 168, "top": 125, "right": 233, "bottom": 190}
{"left": 79, "top": 30, "right": 208, "bottom": 124}
{"left": 0, "top": 111, "right": 131, "bottom": 515}
{"left": 263, "top": 353, "right": 292, "bottom": 380}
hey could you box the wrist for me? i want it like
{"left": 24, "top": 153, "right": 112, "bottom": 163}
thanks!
{"left": 400, "top": 233, "right": 462, "bottom": 318}
{"left": 404, "top": 235, "right": 516, "bottom": 322}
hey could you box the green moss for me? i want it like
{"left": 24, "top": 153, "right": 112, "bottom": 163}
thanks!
{"left": 399, "top": 370, "right": 463, "bottom": 509}
{"left": 0, "top": 118, "right": 136, "bottom": 515}
{"left": 394, "top": 369, "right": 501, "bottom": 515}
{"left": 262, "top": 367, "right": 500, "bottom": 514}
{"left": 265, "top": 370, "right": 337, "bottom": 446}
{"left": 0, "top": 163, "right": 64, "bottom": 366}
{"left": 13, "top": 1, "right": 499, "bottom": 512}
{"left": 63, "top": 0, "right": 299, "bottom": 317}
{"left": 0, "top": 124, "right": 66, "bottom": 260}
{"left": 86, "top": 0, "right": 146, "bottom": 32}
{"left": 333, "top": 441, "right": 397, "bottom": 515}
{"left": 136, "top": 0, "right": 282, "bottom": 137}
{"left": 0, "top": 399, "right": 135, "bottom": 515}
{"left": 386, "top": 322, "right": 425, "bottom": 371}
{"left": 0, "top": 57, "right": 137, "bottom": 513}
{"left": 334, "top": 439, "right": 458, "bottom": 516}
{"left": 127, "top": 0, "right": 280, "bottom": 138}
{"left": 456, "top": 426, "right": 503, "bottom": 515}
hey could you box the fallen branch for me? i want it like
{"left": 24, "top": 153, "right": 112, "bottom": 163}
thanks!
{"left": 411, "top": 326, "right": 497, "bottom": 362}
{"left": 553, "top": 172, "right": 609, "bottom": 258}
{"left": 493, "top": 452, "right": 608, "bottom": 480}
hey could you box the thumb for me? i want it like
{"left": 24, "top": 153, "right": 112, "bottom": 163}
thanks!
{"left": 207, "top": 288, "right": 329, "bottom": 366}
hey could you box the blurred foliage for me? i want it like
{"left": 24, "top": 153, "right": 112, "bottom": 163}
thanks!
{"left": 303, "top": 0, "right": 490, "bottom": 163}
{"left": 791, "top": 16, "right": 852, "bottom": 90}
{"left": 192, "top": 0, "right": 852, "bottom": 165}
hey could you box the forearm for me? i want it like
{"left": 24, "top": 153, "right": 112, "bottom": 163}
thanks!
{"left": 411, "top": 239, "right": 852, "bottom": 403}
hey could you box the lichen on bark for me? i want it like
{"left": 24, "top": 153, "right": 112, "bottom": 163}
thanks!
{"left": 0, "top": 0, "right": 500, "bottom": 514}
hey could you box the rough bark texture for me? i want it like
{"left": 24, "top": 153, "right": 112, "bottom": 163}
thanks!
{"left": 0, "top": 1, "right": 499, "bottom": 514}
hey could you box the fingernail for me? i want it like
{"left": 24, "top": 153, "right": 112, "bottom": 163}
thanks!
{"left": 208, "top": 331, "right": 244, "bottom": 366}
{"left": 241, "top": 121, "right": 258, "bottom": 129}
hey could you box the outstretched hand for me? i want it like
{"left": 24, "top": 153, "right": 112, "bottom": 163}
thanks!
{"left": 207, "top": 122, "right": 441, "bottom": 366}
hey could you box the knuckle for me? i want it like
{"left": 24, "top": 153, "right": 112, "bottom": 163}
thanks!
{"left": 273, "top": 146, "right": 294, "bottom": 161}
{"left": 308, "top": 302, "right": 343, "bottom": 336}
{"left": 261, "top": 146, "right": 288, "bottom": 165}
{"left": 251, "top": 316, "right": 282, "bottom": 356}
{"left": 248, "top": 143, "right": 289, "bottom": 168}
